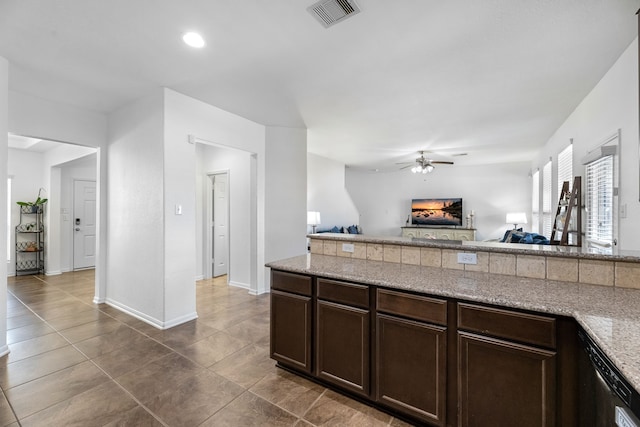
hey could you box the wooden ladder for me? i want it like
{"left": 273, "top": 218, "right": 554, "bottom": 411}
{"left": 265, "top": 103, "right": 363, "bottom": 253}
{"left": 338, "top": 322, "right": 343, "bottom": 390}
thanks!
{"left": 550, "top": 176, "right": 582, "bottom": 246}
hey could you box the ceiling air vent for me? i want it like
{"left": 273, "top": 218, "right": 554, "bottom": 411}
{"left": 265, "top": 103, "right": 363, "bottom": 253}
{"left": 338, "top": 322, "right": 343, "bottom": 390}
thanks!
{"left": 308, "top": 0, "right": 361, "bottom": 28}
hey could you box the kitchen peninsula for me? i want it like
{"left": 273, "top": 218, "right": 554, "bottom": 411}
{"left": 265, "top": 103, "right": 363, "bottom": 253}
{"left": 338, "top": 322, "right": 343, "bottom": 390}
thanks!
{"left": 267, "top": 233, "right": 640, "bottom": 426}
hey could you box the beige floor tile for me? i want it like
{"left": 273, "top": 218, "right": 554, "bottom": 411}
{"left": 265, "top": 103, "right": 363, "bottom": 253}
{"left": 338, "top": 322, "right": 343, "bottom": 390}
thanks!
{"left": 210, "top": 343, "right": 276, "bottom": 388}
{"left": 0, "top": 389, "right": 17, "bottom": 426}
{"left": 102, "top": 406, "right": 163, "bottom": 427}
{"left": 0, "top": 345, "right": 87, "bottom": 389}
{"left": 45, "top": 309, "right": 112, "bottom": 331}
{"left": 19, "top": 381, "right": 139, "bottom": 427}
{"left": 199, "top": 391, "right": 299, "bottom": 426}
{"left": 250, "top": 369, "right": 325, "bottom": 417}
{"left": 74, "top": 323, "right": 149, "bottom": 359}
{"left": 5, "top": 332, "right": 69, "bottom": 363}
{"left": 145, "top": 370, "right": 244, "bottom": 426}
{"left": 92, "top": 339, "right": 173, "bottom": 378}
{"left": 303, "top": 389, "right": 392, "bottom": 426}
{"left": 178, "top": 331, "right": 250, "bottom": 367}
{"left": 115, "top": 352, "right": 204, "bottom": 403}
{"left": 151, "top": 319, "right": 219, "bottom": 350}
{"left": 58, "top": 317, "right": 122, "bottom": 343}
{"left": 5, "top": 360, "right": 110, "bottom": 419}
{"left": 6, "top": 322, "right": 55, "bottom": 345}
{"left": 6, "top": 312, "right": 42, "bottom": 329}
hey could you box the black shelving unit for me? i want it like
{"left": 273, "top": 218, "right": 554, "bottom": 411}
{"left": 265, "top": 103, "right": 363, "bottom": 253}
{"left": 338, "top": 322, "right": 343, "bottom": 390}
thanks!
{"left": 15, "top": 205, "right": 45, "bottom": 275}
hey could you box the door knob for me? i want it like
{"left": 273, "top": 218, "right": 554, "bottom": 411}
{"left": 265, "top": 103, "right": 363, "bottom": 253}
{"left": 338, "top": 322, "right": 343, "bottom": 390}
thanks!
{"left": 75, "top": 228, "right": 80, "bottom": 231}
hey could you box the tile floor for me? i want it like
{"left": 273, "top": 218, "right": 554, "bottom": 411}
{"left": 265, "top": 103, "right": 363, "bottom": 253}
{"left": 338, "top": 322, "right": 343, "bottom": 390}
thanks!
{"left": 1, "top": 271, "right": 413, "bottom": 426}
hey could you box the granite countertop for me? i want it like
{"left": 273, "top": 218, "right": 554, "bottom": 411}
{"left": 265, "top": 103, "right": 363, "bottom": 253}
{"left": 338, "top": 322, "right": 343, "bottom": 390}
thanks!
{"left": 267, "top": 253, "right": 640, "bottom": 393}
{"left": 309, "top": 232, "right": 640, "bottom": 262}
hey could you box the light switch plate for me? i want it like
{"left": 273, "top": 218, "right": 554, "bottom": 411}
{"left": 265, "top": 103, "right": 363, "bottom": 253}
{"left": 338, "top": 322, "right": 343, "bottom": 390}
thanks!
{"left": 175, "top": 205, "right": 182, "bottom": 215}
{"left": 457, "top": 252, "right": 477, "bottom": 265}
{"left": 342, "top": 243, "right": 355, "bottom": 253}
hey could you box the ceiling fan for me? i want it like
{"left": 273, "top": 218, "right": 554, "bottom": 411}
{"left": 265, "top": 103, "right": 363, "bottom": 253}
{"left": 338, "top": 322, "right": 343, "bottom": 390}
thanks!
{"left": 398, "top": 151, "right": 454, "bottom": 174}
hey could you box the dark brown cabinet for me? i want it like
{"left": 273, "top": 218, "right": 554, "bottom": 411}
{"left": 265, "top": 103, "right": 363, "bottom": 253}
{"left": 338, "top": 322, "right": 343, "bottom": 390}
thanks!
{"left": 269, "top": 270, "right": 577, "bottom": 426}
{"left": 375, "top": 289, "right": 448, "bottom": 426}
{"left": 457, "top": 303, "right": 558, "bottom": 427}
{"left": 270, "top": 271, "right": 313, "bottom": 374}
{"left": 315, "top": 278, "right": 370, "bottom": 397}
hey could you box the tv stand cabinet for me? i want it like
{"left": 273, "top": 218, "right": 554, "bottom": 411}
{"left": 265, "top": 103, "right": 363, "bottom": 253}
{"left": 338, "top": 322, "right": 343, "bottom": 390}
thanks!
{"left": 401, "top": 226, "right": 476, "bottom": 241}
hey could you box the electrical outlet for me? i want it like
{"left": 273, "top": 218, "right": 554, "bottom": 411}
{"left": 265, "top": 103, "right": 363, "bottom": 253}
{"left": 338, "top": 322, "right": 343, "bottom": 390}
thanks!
{"left": 621, "top": 204, "right": 627, "bottom": 218}
{"left": 342, "top": 243, "right": 355, "bottom": 253}
{"left": 457, "top": 252, "right": 477, "bottom": 265}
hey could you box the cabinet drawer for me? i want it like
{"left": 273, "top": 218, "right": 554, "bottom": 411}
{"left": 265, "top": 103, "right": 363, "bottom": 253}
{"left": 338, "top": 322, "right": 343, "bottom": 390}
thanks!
{"left": 457, "top": 303, "right": 556, "bottom": 349}
{"left": 317, "top": 278, "right": 369, "bottom": 308}
{"left": 376, "top": 289, "right": 447, "bottom": 326}
{"left": 271, "top": 270, "right": 312, "bottom": 296}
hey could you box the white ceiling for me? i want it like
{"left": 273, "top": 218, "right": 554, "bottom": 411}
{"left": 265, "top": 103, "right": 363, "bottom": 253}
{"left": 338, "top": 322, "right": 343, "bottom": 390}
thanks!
{"left": 0, "top": 0, "right": 637, "bottom": 169}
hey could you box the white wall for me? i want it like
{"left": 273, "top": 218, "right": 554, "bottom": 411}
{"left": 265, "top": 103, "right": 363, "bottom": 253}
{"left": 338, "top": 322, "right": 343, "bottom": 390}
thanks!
{"left": 346, "top": 162, "right": 531, "bottom": 241}
{"left": 196, "top": 144, "right": 252, "bottom": 288}
{"left": 0, "top": 56, "right": 9, "bottom": 356}
{"left": 265, "top": 127, "right": 308, "bottom": 262}
{"left": 107, "top": 89, "right": 167, "bottom": 326}
{"left": 534, "top": 38, "right": 639, "bottom": 250}
{"left": 308, "top": 153, "right": 359, "bottom": 231}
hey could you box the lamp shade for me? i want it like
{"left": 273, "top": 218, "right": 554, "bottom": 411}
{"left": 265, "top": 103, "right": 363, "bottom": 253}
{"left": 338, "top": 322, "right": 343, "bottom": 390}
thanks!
{"left": 307, "top": 211, "right": 321, "bottom": 226}
{"left": 506, "top": 212, "right": 527, "bottom": 225}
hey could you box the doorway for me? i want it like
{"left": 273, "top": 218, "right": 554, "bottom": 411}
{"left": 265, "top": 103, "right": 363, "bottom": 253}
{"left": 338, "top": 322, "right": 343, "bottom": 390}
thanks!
{"left": 73, "top": 179, "right": 97, "bottom": 270}
{"left": 207, "top": 172, "right": 229, "bottom": 278}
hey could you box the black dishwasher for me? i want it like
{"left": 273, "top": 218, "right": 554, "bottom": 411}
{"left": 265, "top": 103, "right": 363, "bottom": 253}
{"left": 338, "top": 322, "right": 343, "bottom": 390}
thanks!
{"left": 578, "top": 327, "right": 640, "bottom": 427}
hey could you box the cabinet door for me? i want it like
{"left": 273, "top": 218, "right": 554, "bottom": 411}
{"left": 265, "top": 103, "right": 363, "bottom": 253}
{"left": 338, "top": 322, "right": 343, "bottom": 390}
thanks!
{"left": 316, "top": 300, "right": 369, "bottom": 397}
{"left": 376, "top": 314, "right": 447, "bottom": 426}
{"left": 270, "top": 290, "right": 312, "bottom": 373}
{"left": 458, "top": 332, "right": 556, "bottom": 427}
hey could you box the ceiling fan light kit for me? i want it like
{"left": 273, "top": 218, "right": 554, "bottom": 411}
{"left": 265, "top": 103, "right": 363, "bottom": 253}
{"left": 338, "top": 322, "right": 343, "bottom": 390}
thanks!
{"left": 408, "top": 150, "right": 452, "bottom": 174}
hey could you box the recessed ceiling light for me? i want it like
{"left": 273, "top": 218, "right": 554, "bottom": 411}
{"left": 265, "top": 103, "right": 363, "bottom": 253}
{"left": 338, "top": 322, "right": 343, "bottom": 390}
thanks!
{"left": 183, "top": 32, "right": 205, "bottom": 48}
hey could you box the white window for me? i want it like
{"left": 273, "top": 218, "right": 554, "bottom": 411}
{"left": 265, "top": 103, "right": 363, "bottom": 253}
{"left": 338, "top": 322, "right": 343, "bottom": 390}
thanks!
{"left": 7, "top": 177, "right": 11, "bottom": 261}
{"left": 557, "top": 143, "right": 573, "bottom": 198}
{"left": 585, "top": 153, "right": 614, "bottom": 247}
{"left": 542, "top": 160, "right": 552, "bottom": 237}
{"left": 582, "top": 132, "right": 619, "bottom": 251}
{"left": 531, "top": 170, "right": 539, "bottom": 234}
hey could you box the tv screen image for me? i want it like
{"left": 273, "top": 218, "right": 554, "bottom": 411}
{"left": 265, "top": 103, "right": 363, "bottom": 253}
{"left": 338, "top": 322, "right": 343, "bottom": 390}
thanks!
{"left": 411, "top": 198, "right": 463, "bottom": 226}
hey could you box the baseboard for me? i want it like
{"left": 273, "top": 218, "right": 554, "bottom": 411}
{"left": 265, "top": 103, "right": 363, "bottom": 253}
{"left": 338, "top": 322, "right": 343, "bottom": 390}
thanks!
{"left": 104, "top": 298, "right": 198, "bottom": 330}
{"left": 0, "top": 345, "right": 9, "bottom": 358}
{"left": 229, "top": 281, "right": 250, "bottom": 290}
{"left": 194, "top": 275, "right": 204, "bottom": 281}
{"left": 45, "top": 270, "right": 62, "bottom": 276}
{"left": 93, "top": 296, "right": 106, "bottom": 304}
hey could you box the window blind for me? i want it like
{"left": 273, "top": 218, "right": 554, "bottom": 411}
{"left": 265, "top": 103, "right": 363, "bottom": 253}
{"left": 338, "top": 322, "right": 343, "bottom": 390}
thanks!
{"left": 531, "top": 170, "right": 540, "bottom": 234}
{"left": 585, "top": 155, "right": 614, "bottom": 246}
{"left": 557, "top": 143, "right": 573, "bottom": 197}
{"left": 542, "top": 161, "right": 552, "bottom": 237}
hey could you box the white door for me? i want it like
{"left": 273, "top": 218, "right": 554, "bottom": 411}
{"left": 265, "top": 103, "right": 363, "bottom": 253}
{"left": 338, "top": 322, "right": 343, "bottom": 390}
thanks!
{"left": 212, "top": 173, "right": 228, "bottom": 277}
{"left": 73, "top": 180, "right": 97, "bottom": 270}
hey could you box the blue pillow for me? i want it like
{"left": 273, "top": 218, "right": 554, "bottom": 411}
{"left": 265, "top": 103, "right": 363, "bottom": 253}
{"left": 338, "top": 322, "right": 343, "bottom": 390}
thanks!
{"left": 347, "top": 225, "right": 358, "bottom": 234}
{"left": 330, "top": 226, "right": 340, "bottom": 233}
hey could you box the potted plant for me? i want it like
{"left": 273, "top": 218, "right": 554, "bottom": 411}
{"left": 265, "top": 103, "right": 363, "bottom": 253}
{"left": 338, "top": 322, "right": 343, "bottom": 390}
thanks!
{"left": 17, "top": 188, "right": 48, "bottom": 213}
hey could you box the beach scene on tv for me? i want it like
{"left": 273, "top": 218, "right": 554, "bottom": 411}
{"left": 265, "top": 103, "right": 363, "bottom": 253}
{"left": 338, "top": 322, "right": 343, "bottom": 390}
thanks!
{"left": 411, "top": 198, "right": 463, "bottom": 226}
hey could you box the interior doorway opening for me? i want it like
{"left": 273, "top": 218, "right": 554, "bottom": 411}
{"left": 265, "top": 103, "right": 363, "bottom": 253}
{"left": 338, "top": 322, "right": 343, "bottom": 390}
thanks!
{"left": 7, "top": 133, "right": 100, "bottom": 280}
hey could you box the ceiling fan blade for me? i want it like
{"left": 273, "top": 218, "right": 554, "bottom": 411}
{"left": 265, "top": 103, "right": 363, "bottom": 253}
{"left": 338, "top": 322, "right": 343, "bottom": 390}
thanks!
{"left": 399, "top": 164, "right": 414, "bottom": 170}
{"left": 431, "top": 161, "right": 454, "bottom": 165}
{"left": 395, "top": 161, "right": 414, "bottom": 165}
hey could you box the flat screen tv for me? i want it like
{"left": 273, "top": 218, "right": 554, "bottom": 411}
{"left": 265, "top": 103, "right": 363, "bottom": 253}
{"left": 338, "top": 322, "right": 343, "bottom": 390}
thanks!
{"left": 411, "top": 198, "right": 463, "bottom": 226}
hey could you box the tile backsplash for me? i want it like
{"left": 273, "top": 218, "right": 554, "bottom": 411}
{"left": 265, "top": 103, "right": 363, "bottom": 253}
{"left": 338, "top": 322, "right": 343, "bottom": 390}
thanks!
{"left": 310, "top": 237, "right": 637, "bottom": 288}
